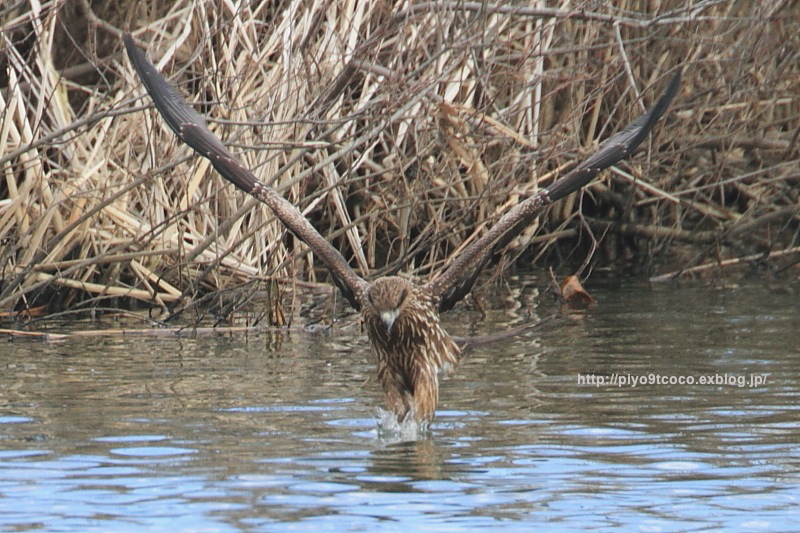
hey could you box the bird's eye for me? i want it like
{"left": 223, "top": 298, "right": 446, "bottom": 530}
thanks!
{"left": 398, "top": 289, "right": 408, "bottom": 307}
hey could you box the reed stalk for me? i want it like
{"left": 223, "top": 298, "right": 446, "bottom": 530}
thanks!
{"left": 2, "top": 0, "right": 798, "bottom": 321}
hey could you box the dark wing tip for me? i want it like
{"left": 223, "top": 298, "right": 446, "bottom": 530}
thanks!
{"left": 433, "top": 68, "right": 681, "bottom": 311}
{"left": 123, "top": 33, "right": 211, "bottom": 141}
{"left": 124, "top": 34, "right": 367, "bottom": 311}
{"left": 545, "top": 69, "right": 681, "bottom": 201}
{"left": 620, "top": 68, "right": 681, "bottom": 150}
{"left": 122, "top": 33, "right": 137, "bottom": 50}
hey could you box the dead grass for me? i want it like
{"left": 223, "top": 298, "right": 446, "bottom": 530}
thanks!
{"left": 1, "top": 0, "right": 799, "bottom": 323}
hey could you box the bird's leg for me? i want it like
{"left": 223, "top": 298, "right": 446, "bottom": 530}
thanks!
{"left": 412, "top": 368, "right": 439, "bottom": 424}
{"left": 377, "top": 363, "right": 414, "bottom": 422}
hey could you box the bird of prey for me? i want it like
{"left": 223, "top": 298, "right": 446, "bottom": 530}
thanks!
{"left": 123, "top": 34, "right": 679, "bottom": 426}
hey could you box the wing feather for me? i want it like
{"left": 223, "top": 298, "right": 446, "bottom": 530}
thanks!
{"left": 123, "top": 34, "right": 368, "bottom": 310}
{"left": 428, "top": 70, "right": 681, "bottom": 312}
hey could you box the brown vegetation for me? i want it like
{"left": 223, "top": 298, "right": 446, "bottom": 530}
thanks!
{"left": 1, "top": 0, "right": 798, "bottom": 323}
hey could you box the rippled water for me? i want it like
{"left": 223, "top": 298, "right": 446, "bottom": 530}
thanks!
{"left": 2, "top": 278, "right": 799, "bottom": 531}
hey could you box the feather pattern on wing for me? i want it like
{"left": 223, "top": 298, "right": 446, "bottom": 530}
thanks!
{"left": 124, "top": 34, "right": 368, "bottom": 310}
{"left": 428, "top": 70, "right": 681, "bottom": 312}
{"left": 125, "top": 33, "right": 679, "bottom": 425}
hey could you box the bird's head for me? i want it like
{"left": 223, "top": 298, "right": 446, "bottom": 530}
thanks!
{"left": 366, "top": 277, "right": 413, "bottom": 335}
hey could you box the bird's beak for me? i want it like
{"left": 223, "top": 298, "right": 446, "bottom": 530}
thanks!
{"left": 380, "top": 309, "right": 399, "bottom": 334}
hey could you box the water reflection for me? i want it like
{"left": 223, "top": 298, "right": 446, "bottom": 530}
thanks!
{"left": 1, "top": 278, "right": 799, "bottom": 531}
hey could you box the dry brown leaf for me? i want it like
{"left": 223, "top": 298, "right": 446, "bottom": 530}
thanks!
{"left": 560, "top": 275, "right": 596, "bottom": 308}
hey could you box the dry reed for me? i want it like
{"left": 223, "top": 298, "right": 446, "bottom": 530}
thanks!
{"left": 1, "top": 0, "right": 799, "bottom": 325}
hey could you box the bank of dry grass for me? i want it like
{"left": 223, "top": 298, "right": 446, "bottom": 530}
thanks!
{"left": 1, "top": 0, "right": 799, "bottom": 322}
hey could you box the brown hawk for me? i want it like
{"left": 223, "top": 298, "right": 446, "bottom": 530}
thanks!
{"left": 124, "top": 34, "right": 679, "bottom": 426}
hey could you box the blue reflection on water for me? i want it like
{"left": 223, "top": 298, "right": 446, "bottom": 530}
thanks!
{"left": 1, "top": 282, "right": 799, "bottom": 531}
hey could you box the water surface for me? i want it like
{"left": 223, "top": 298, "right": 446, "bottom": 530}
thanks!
{"left": 1, "top": 278, "right": 799, "bottom": 531}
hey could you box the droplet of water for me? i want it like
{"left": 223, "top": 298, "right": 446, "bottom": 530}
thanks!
{"left": 374, "top": 408, "right": 429, "bottom": 442}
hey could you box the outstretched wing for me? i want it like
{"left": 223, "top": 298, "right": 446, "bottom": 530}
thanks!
{"left": 428, "top": 70, "right": 681, "bottom": 312}
{"left": 123, "top": 34, "right": 368, "bottom": 310}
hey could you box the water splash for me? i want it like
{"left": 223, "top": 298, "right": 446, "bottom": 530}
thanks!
{"left": 374, "top": 408, "right": 430, "bottom": 442}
